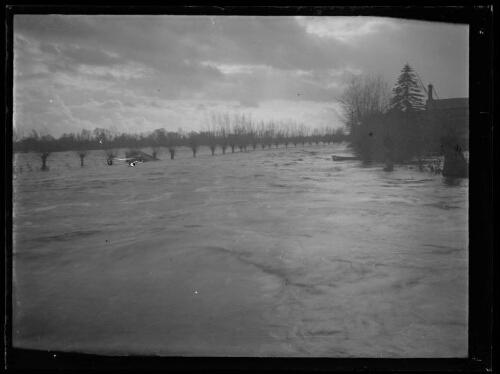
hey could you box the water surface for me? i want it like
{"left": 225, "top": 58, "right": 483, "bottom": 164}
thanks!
{"left": 12, "top": 143, "right": 468, "bottom": 357}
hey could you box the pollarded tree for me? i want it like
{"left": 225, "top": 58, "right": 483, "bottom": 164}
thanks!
{"left": 206, "top": 132, "right": 218, "bottom": 155}
{"left": 390, "top": 63, "right": 426, "bottom": 112}
{"left": 150, "top": 128, "right": 167, "bottom": 159}
{"left": 281, "top": 122, "right": 291, "bottom": 148}
{"left": 298, "top": 123, "right": 308, "bottom": 146}
{"left": 273, "top": 126, "right": 283, "bottom": 148}
{"left": 266, "top": 120, "right": 276, "bottom": 149}
{"left": 245, "top": 119, "right": 258, "bottom": 150}
{"left": 232, "top": 113, "right": 251, "bottom": 152}
{"left": 312, "top": 128, "right": 322, "bottom": 146}
{"left": 30, "top": 129, "right": 55, "bottom": 170}
{"left": 217, "top": 112, "right": 231, "bottom": 154}
{"left": 94, "top": 127, "right": 118, "bottom": 161}
{"left": 165, "top": 133, "right": 179, "bottom": 160}
{"left": 188, "top": 131, "right": 199, "bottom": 157}
{"left": 75, "top": 129, "right": 92, "bottom": 167}
{"left": 205, "top": 113, "right": 220, "bottom": 155}
{"left": 258, "top": 121, "right": 267, "bottom": 149}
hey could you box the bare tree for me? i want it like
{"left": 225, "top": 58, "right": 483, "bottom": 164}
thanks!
{"left": 265, "top": 120, "right": 276, "bottom": 149}
{"left": 233, "top": 113, "right": 250, "bottom": 152}
{"left": 126, "top": 133, "right": 142, "bottom": 157}
{"left": 207, "top": 133, "right": 218, "bottom": 155}
{"left": 312, "top": 127, "right": 322, "bottom": 146}
{"left": 150, "top": 128, "right": 166, "bottom": 160}
{"left": 298, "top": 124, "right": 309, "bottom": 146}
{"left": 206, "top": 112, "right": 220, "bottom": 155}
{"left": 228, "top": 134, "right": 237, "bottom": 153}
{"left": 274, "top": 129, "right": 283, "bottom": 148}
{"left": 281, "top": 121, "right": 291, "bottom": 148}
{"left": 30, "top": 129, "right": 54, "bottom": 170}
{"left": 94, "top": 127, "right": 118, "bottom": 162}
{"left": 218, "top": 112, "right": 231, "bottom": 154}
{"left": 161, "top": 131, "right": 179, "bottom": 160}
{"left": 336, "top": 74, "right": 390, "bottom": 136}
{"left": 258, "top": 120, "right": 267, "bottom": 149}
{"left": 288, "top": 121, "right": 299, "bottom": 147}
{"left": 188, "top": 131, "right": 199, "bottom": 157}
{"left": 75, "top": 129, "right": 91, "bottom": 167}
{"left": 150, "top": 146, "right": 160, "bottom": 159}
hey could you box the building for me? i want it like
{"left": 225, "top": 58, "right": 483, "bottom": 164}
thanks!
{"left": 425, "top": 84, "right": 469, "bottom": 177}
{"left": 425, "top": 84, "right": 469, "bottom": 151}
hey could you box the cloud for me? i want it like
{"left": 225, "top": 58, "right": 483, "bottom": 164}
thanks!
{"left": 296, "top": 16, "right": 399, "bottom": 43}
{"left": 12, "top": 14, "right": 468, "bottom": 138}
{"left": 201, "top": 61, "right": 269, "bottom": 75}
{"left": 60, "top": 46, "right": 123, "bottom": 66}
{"left": 97, "top": 100, "right": 123, "bottom": 110}
{"left": 204, "top": 16, "right": 351, "bottom": 72}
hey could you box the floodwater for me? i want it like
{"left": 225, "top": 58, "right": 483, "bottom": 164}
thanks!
{"left": 11, "top": 143, "right": 468, "bottom": 357}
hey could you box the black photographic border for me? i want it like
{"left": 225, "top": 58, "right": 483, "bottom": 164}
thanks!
{"left": 3, "top": 5, "right": 494, "bottom": 371}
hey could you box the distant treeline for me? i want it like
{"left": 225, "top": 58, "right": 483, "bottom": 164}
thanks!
{"left": 13, "top": 113, "right": 347, "bottom": 169}
{"left": 14, "top": 118, "right": 347, "bottom": 155}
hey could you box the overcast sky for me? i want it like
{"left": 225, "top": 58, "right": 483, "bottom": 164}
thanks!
{"left": 13, "top": 14, "right": 469, "bottom": 138}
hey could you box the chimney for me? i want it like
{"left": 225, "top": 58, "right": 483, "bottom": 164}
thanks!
{"left": 428, "top": 84, "right": 433, "bottom": 100}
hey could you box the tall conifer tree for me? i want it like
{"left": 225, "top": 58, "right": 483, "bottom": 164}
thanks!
{"left": 390, "top": 63, "right": 426, "bottom": 112}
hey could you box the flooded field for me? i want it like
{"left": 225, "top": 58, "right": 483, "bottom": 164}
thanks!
{"left": 11, "top": 143, "right": 468, "bottom": 357}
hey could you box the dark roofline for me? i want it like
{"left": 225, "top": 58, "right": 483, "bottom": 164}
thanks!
{"left": 427, "top": 98, "right": 468, "bottom": 102}
{"left": 426, "top": 98, "right": 469, "bottom": 110}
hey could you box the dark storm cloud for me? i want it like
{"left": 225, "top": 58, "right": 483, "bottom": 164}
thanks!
{"left": 14, "top": 15, "right": 468, "bottom": 96}
{"left": 14, "top": 15, "right": 347, "bottom": 90}
{"left": 14, "top": 14, "right": 97, "bottom": 40}
{"left": 205, "top": 16, "right": 349, "bottom": 71}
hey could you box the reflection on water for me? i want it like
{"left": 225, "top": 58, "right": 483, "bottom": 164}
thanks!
{"left": 443, "top": 176, "right": 467, "bottom": 187}
{"left": 12, "top": 143, "right": 468, "bottom": 358}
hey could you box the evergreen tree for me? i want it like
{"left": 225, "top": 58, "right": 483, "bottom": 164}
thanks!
{"left": 390, "top": 63, "right": 426, "bottom": 112}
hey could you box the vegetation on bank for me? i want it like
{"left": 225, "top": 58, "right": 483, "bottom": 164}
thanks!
{"left": 336, "top": 63, "right": 467, "bottom": 177}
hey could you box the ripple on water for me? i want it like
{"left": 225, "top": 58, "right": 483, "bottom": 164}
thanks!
{"left": 423, "top": 202, "right": 462, "bottom": 210}
{"left": 29, "top": 229, "right": 102, "bottom": 243}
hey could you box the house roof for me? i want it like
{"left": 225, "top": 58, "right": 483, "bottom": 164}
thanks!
{"left": 426, "top": 98, "right": 469, "bottom": 110}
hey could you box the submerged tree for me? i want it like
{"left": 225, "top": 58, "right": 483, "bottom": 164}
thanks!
{"left": 75, "top": 129, "right": 92, "bottom": 167}
{"left": 207, "top": 133, "right": 218, "bottom": 155}
{"left": 164, "top": 132, "right": 179, "bottom": 160}
{"left": 30, "top": 129, "right": 54, "bottom": 170}
{"left": 204, "top": 114, "right": 220, "bottom": 155}
{"left": 149, "top": 128, "right": 166, "bottom": 160}
{"left": 188, "top": 131, "right": 199, "bottom": 157}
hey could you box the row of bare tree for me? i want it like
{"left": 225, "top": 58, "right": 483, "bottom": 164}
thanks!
{"left": 14, "top": 114, "right": 347, "bottom": 170}
{"left": 193, "top": 113, "right": 345, "bottom": 157}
